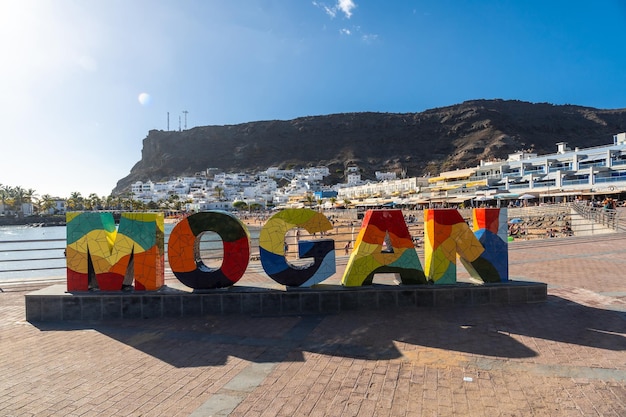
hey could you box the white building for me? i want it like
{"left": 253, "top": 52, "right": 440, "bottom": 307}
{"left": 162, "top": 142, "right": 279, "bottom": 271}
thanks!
{"left": 131, "top": 180, "right": 154, "bottom": 195}
{"left": 265, "top": 167, "right": 295, "bottom": 179}
{"left": 338, "top": 177, "right": 422, "bottom": 200}
{"left": 425, "top": 132, "right": 626, "bottom": 202}
{"left": 375, "top": 171, "right": 397, "bottom": 181}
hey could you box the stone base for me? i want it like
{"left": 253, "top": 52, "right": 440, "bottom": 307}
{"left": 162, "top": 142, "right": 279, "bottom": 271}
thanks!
{"left": 25, "top": 281, "right": 547, "bottom": 322}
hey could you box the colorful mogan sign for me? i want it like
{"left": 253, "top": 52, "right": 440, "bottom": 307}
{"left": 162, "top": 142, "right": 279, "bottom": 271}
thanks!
{"left": 65, "top": 208, "right": 508, "bottom": 292}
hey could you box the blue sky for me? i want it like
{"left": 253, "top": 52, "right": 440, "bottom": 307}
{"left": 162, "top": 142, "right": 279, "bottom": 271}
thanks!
{"left": 2, "top": 0, "right": 625, "bottom": 198}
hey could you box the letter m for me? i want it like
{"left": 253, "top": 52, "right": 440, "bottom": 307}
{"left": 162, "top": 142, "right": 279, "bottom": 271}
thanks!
{"left": 66, "top": 212, "right": 164, "bottom": 291}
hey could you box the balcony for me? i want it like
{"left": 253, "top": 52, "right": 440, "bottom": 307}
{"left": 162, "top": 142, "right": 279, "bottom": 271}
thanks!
{"left": 562, "top": 178, "right": 590, "bottom": 186}
{"left": 549, "top": 165, "right": 572, "bottom": 172}
{"left": 578, "top": 161, "right": 607, "bottom": 169}
{"left": 523, "top": 166, "right": 546, "bottom": 174}
{"left": 532, "top": 180, "right": 556, "bottom": 188}
{"left": 595, "top": 172, "right": 626, "bottom": 183}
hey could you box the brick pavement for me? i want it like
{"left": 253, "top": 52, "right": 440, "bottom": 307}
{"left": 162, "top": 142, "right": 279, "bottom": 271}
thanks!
{"left": 1, "top": 234, "right": 625, "bottom": 416}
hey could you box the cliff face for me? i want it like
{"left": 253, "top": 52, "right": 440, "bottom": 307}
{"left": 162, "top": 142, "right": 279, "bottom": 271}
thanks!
{"left": 113, "top": 99, "right": 626, "bottom": 193}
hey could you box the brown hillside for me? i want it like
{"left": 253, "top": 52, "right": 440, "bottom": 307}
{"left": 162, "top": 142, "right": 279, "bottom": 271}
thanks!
{"left": 113, "top": 99, "right": 626, "bottom": 193}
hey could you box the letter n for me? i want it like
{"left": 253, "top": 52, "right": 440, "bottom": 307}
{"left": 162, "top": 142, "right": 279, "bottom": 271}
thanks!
{"left": 424, "top": 208, "right": 508, "bottom": 284}
{"left": 66, "top": 212, "right": 164, "bottom": 291}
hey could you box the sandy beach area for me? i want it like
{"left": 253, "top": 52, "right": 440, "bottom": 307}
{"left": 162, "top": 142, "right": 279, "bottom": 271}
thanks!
{"left": 235, "top": 207, "right": 578, "bottom": 257}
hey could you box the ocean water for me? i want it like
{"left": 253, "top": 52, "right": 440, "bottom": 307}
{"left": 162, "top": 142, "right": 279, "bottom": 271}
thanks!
{"left": 0, "top": 223, "right": 261, "bottom": 284}
{"left": 0, "top": 225, "right": 67, "bottom": 281}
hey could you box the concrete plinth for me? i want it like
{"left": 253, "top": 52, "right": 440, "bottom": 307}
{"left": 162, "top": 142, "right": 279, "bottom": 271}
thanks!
{"left": 25, "top": 281, "right": 547, "bottom": 322}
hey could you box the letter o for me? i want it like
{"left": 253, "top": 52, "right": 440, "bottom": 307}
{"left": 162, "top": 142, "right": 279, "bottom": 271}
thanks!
{"left": 168, "top": 211, "right": 251, "bottom": 289}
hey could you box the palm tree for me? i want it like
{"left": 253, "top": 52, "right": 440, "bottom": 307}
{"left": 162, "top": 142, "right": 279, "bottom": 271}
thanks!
{"left": 67, "top": 191, "right": 84, "bottom": 211}
{"left": 27, "top": 189, "right": 39, "bottom": 215}
{"left": 12, "top": 186, "right": 24, "bottom": 215}
{"left": 133, "top": 199, "right": 146, "bottom": 211}
{"left": 87, "top": 193, "right": 102, "bottom": 211}
{"left": 104, "top": 195, "right": 115, "bottom": 210}
{"left": 214, "top": 185, "right": 224, "bottom": 200}
{"left": 23, "top": 188, "right": 37, "bottom": 204}
{"left": 167, "top": 194, "right": 180, "bottom": 211}
{"left": 114, "top": 192, "right": 134, "bottom": 211}
{"left": 0, "top": 186, "right": 24, "bottom": 215}
{"left": 156, "top": 198, "right": 168, "bottom": 211}
{"left": 40, "top": 194, "right": 55, "bottom": 214}
{"left": 305, "top": 193, "right": 316, "bottom": 208}
{"left": 0, "top": 184, "right": 8, "bottom": 214}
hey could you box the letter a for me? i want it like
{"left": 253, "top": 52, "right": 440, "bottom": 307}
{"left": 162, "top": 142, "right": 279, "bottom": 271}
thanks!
{"left": 342, "top": 209, "right": 426, "bottom": 286}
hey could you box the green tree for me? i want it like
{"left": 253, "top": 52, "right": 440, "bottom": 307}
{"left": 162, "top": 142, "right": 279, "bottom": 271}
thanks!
{"left": 249, "top": 202, "right": 262, "bottom": 211}
{"left": 233, "top": 201, "right": 248, "bottom": 211}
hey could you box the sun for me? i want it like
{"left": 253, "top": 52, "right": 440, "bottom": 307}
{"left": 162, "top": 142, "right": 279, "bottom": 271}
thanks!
{"left": 138, "top": 92, "right": 151, "bottom": 106}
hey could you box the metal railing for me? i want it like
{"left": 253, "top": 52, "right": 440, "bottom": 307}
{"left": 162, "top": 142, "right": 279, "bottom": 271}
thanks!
{"left": 0, "top": 230, "right": 362, "bottom": 279}
{"left": 2, "top": 206, "right": 622, "bottom": 283}
{"left": 562, "top": 178, "right": 590, "bottom": 186}
{"left": 571, "top": 201, "right": 620, "bottom": 231}
{"left": 0, "top": 238, "right": 67, "bottom": 274}
{"left": 595, "top": 175, "right": 626, "bottom": 183}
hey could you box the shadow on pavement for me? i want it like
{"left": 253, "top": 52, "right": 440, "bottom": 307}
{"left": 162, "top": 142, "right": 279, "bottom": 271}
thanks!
{"left": 32, "top": 295, "right": 625, "bottom": 368}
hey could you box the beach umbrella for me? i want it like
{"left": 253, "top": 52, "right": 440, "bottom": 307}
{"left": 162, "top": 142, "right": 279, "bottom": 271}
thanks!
{"left": 518, "top": 194, "right": 536, "bottom": 200}
{"left": 473, "top": 195, "right": 493, "bottom": 201}
{"left": 509, "top": 218, "right": 523, "bottom": 224}
{"left": 494, "top": 193, "right": 519, "bottom": 199}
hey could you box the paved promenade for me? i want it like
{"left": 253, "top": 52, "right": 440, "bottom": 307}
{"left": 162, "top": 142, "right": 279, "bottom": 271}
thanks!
{"left": 1, "top": 234, "right": 625, "bottom": 416}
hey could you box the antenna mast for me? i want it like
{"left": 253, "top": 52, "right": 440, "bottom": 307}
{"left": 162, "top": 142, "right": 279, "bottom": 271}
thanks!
{"left": 182, "top": 110, "right": 188, "bottom": 130}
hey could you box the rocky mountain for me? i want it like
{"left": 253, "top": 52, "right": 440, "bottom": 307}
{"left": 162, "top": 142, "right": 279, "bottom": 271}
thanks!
{"left": 113, "top": 99, "right": 626, "bottom": 193}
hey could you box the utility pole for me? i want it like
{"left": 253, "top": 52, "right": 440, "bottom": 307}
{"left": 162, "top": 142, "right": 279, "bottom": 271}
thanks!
{"left": 182, "top": 110, "right": 188, "bottom": 130}
{"left": 167, "top": 112, "right": 170, "bottom": 131}
{"left": 178, "top": 115, "right": 181, "bottom": 132}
